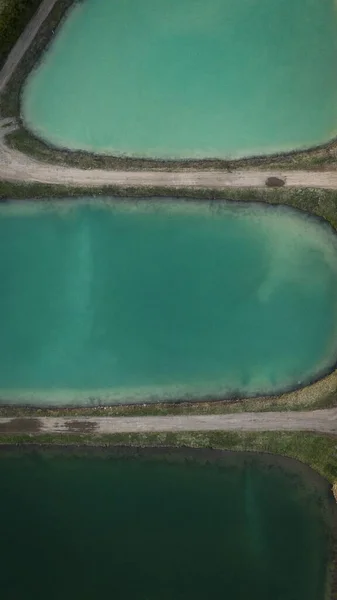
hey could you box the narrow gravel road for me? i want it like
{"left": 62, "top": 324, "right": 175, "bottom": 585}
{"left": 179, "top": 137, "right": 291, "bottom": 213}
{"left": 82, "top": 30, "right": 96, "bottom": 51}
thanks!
{"left": 1, "top": 120, "right": 337, "bottom": 190}
{"left": 1, "top": 408, "right": 337, "bottom": 435}
{"left": 0, "top": 119, "right": 336, "bottom": 190}
{"left": 0, "top": 0, "right": 58, "bottom": 93}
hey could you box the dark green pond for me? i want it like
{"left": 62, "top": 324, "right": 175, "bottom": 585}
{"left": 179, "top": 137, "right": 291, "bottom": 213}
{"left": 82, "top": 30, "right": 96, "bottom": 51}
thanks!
{"left": 0, "top": 448, "right": 334, "bottom": 600}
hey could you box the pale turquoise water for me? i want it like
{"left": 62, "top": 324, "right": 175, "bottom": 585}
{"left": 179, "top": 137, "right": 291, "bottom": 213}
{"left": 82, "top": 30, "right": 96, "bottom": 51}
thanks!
{"left": 1, "top": 199, "right": 337, "bottom": 406}
{"left": 22, "top": 0, "right": 337, "bottom": 159}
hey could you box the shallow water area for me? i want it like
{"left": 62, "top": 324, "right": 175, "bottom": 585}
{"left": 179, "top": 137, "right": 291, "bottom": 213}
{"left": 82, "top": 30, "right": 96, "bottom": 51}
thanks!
{"left": 22, "top": 0, "right": 337, "bottom": 158}
{"left": 0, "top": 447, "right": 334, "bottom": 600}
{"left": 1, "top": 198, "right": 337, "bottom": 406}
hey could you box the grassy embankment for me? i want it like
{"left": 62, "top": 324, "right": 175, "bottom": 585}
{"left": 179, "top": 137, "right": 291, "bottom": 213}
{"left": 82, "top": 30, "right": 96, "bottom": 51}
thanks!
{"left": 1, "top": 431, "right": 337, "bottom": 489}
{"left": 1, "top": 181, "right": 337, "bottom": 225}
{"left": 6, "top": 126, "right": 337, "bottom": 172}
{"left": 1, "top": 0, "right": 337, "bottom": 170}
{"left": 0, "top": 0, "right": 41, "bottom": 68}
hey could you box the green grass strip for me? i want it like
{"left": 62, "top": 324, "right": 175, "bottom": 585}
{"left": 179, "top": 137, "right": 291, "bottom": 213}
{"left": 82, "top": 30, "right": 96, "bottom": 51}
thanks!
{"left": 2, "top": 430, "right": 337, "bottom": 487}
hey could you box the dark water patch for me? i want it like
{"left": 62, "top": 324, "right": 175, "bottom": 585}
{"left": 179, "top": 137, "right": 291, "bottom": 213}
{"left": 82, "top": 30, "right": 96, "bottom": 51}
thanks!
{"left": 0, "top": 417, "right": 41, "bottom": 433}
{"left": 0, "top": 446, "right": 335, "bottom": 600}
{"left": 64, "top": 419, "right": 98, "bottom": 433}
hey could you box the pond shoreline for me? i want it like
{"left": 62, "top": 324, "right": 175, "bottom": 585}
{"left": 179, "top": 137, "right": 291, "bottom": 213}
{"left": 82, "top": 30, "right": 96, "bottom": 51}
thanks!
{"left": 0, "top": 442, "right": 332, "bottom": 493}
{"left": 1, "top": 192, "right": 337, "bottom": 415}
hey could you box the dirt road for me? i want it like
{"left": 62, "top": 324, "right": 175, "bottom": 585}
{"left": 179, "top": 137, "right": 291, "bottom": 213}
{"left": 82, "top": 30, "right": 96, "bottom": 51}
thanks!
{"left": 1, "top": 120, "right": 337, "bottom": 189}
{"left": 1, "top": 408, "right": 337, "bottom": 435}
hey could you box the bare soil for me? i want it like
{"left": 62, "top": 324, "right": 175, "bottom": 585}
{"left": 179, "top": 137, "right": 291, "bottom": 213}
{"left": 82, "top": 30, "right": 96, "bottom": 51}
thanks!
{"left": 0, "top": 408, "right": 337, "bottom": 435}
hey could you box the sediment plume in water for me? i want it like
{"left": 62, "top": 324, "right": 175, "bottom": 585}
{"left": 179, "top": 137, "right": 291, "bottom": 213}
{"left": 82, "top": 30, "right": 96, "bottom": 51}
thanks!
{"left": 0, "top": 199, "right": 337, "bottom": 406}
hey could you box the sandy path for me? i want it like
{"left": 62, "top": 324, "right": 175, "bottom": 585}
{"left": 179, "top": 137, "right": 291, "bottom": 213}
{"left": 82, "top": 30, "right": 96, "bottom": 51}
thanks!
{"left": 0, "top": 0, "right": 58, "bottom": 93}
{"left": 0, "top": 120, "right": 336, "bottom": 190}
{"left": 1, "top": 408, "right": 337, "bottom": 435}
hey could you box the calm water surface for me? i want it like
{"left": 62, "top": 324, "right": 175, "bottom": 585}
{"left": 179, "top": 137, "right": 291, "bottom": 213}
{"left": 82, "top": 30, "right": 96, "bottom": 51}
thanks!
{"left": 1, "top": 199, "right": 337, "bottom": 405}
{"left": 22, "top": 0, "right": 337, "bottom": 158}
{"left": 0, "top": 448, "right": 333, "bottom": 600}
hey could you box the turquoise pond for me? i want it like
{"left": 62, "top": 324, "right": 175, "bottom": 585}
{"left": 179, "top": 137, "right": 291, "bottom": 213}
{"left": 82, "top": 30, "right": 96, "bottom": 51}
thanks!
{"left": 21, "top": 0, "right": 337, "bottom": 159}
{"left": 1, "top": 199, "right": 337, "bottom": 406}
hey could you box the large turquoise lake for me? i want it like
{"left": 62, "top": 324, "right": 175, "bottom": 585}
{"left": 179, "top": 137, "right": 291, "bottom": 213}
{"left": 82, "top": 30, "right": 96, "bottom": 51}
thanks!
{"left": 22, "top": 0, "right": 337, "bottom": 158}
{"left": 1, "top": 199, "right": 337, "bottom": 406}
{"left": 0, "top": 448, "right": 334, "bottom": 600}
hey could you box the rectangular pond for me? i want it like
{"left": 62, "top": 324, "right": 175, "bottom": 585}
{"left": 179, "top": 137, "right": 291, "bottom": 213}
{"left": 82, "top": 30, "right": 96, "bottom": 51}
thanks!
{"left": 1, "top": 198, "right": 337, "bottom": 406}
{"left": 22, "top": 0, "right": 337, "bottom": 159}
{"left": 0, "top": 447, "right": 334, "bottom": 600}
